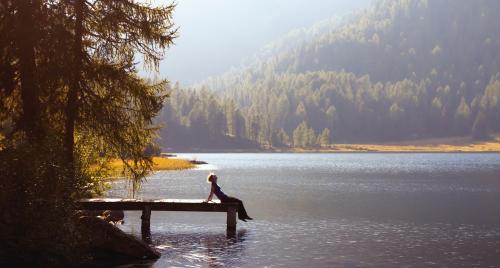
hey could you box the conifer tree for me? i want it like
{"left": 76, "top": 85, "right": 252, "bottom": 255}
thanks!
{"left": 318, "top": 128, "right": 331, "bottom": 147}
{"left": 0, "top": 1, "right": 177, "bottom": 264}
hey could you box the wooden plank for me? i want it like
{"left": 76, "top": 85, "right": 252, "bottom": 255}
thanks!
{"left": 83, "top": 198, "right": 220, "bottom": 203}
{"left": 77, "top": 198, "right": 237, "bottom": 212}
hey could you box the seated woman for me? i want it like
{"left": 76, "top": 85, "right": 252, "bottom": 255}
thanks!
{"left": 204, "top": 173, "right": 253, "bottom": 222}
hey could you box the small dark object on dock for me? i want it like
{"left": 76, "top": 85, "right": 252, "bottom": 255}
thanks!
{"left": 189, "top": 160, "right": 208, "bottom": 164}
{"left": 102, "top": 210, "right": 125, "bottom": 224}
{"left": 77, "top": 210, "right": 125, "bottom": 224}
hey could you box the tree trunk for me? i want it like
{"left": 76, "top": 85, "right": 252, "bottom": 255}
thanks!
{"left": 65, "top": 0, "right": 84, "bottom": 166}
{"left": 16, "top": 0, "right": 41, "bottom": 141}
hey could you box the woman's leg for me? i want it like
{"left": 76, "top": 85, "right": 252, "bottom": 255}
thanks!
{"left": 222, "top": 196, "right": 251, "bottom": 220}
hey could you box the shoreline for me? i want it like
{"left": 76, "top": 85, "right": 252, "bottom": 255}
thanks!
{"left": 171, "top": 149, "right": 500, "bottom": 153}
{"left": 167, "top": 136, "right": 500, "bottom": 153}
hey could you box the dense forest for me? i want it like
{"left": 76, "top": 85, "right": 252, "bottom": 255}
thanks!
{"left": 159, "top": 0, "right": 500, "bottom": 150}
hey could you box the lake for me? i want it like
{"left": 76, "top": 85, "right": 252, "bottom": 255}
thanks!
{"left": 107, "top": 153, "right": 500, "bottom": 267}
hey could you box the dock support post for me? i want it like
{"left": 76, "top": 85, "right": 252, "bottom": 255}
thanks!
{"left": 141, "top": 205, "right": 151, "bottom": 243}
{"left": 227, "top": 206, "right": 237, "bottom": 232}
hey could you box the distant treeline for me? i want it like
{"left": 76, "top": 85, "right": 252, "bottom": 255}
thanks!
{"left": 159, "top": 0, "right": 500, "bottom": 150}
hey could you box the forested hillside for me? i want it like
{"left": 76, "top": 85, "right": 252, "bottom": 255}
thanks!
{"left": 159, "top": 0, "right": 500, "bottom": 150}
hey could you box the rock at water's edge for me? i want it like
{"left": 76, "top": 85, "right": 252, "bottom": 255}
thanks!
{"left": 79, "top": 216, "right": 160, "bottom": 259}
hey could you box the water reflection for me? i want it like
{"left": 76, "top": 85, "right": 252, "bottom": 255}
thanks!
{"left": 149, "top": 229, "right": 247, "bottom": 267}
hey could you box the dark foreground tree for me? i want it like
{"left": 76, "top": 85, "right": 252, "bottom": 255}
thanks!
{"left": 0, "top": 0, "right": 176, "bottom": 265}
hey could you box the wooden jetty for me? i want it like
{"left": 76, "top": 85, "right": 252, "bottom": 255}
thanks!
{"left": 77, "top": 198, "right": 239, "bottom": 241}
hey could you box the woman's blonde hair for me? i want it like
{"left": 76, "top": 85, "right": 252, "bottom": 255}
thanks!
{"left": 207, "top": 173, "right": 217, "bottom": 183}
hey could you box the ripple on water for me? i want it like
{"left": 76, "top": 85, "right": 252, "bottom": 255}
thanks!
{"left": 115, "top": 217, "right": 500, "bottom": 268}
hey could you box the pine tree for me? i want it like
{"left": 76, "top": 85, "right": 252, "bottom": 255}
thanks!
{"left": 454, "top": 97, "right": 471, "bottom": 134}
{"left": 318, "top": 128, "right": 331, "bottom": 147}
{"left": 293, "top": 121, "right": 309, "bottom": 147}
{"left": 70, "top": 0, "right": 176, "bottom": 191}
{"left": 472, "top": 111, "right": 488, "bottom": 140}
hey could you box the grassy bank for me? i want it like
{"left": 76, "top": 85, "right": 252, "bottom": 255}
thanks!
{"left": 277, "top": 135, "right": 500, "bottom": 153}
{"left": 103, "top": 157, "right": 194, "bottom": 179}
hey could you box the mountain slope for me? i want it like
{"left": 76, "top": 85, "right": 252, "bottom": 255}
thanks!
{"left": 159, "top": 0, "right": 500, "bottom": 150}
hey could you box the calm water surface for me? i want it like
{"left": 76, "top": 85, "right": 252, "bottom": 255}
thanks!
{"left": 107, "top": 153, "right": 500, "bottom": 267}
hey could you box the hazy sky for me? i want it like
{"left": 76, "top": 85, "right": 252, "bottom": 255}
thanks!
{"left": 147, "top": 0, "right": 372, "bottom": 85}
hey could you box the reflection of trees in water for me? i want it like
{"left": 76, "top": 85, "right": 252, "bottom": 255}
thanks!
{"left": 148, "top": 229, "right": 248, "bottom": 267}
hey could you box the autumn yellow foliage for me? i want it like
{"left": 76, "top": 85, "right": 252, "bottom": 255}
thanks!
{"left": 102, "top": 157, "right": 194, "bottom": 179}
{"left": 150, "top": 157, "right": 195, "bottom": 170}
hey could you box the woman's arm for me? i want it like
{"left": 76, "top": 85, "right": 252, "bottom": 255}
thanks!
{"left": 205, "top": 184, "right": 214, "bottom": 202}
